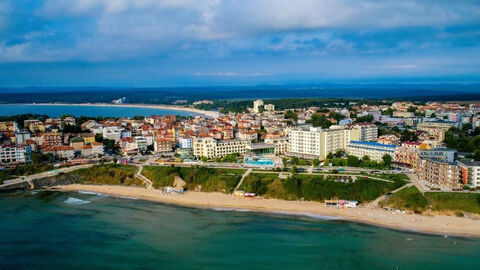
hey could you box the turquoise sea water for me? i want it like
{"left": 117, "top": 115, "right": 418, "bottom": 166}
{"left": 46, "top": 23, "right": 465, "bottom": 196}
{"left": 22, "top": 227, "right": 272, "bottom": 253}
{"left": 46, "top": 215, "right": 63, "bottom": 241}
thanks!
{"left": 0, "top": 104, "right": 200, "bottom": 118}
{"left": 0, "top": 191, "right": 479, "bottom": 270}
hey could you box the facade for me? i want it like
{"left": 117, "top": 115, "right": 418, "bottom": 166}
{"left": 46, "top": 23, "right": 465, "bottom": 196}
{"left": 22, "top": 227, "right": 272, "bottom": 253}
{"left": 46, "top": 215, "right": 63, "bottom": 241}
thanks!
{"left": 264, "top": 137, "right": 288, "bottom": 155}
{"left": 349, "top": 123, "right": 378, "bottom": 142}
{"left": 15, "top": 130, "right": 31, "bottom": 145}
{"left": 393, "top": 111, "right": 415, "bottom": 118}
{"left": 264, "top": 104, "right": 275, "bottom": 111}
{"left": 134, "top": 136, "right": 148, "bottom": 152}
{"left": 246, "top": 143, "right": 275, "bottom": 156}
{"left": 417, "top": 122, "right": 453, "bottom": 141}
{"left": 154, "top": 138, "right": 174, "bottom": 153}
{"left": 415, "top": 158, "right": 461, "bottom": 190}
{"left": 377, "top": 135, "right": 400, "bottom": 145}
{"left": 103, "top": 126, "right": 122, "bottom": 142}
{"left": 287, "top": 126, "right": 350, "bottom": 160}
{"left": 253, "top": 100, "right": 264, "bottom": 113}
{"left": 178, "top": 137, "right": 192, "bottom": 149}
{"left": 394, "top": 142, "right": 421, "bottom": 168}
{"left": 0, "top": 144, "right": 31, "bottom": 164}
{"left": 236, "top": 130, "right": 258, "bottom": 141}
{"left": 418, "top": 148, "right": 457, "bottom": 163}
{"left": 458, "top": 160, "right": 480, "bottom": 188}
{"left": 346, "top": 141, "right": 396, "bottom": 162}
{"left": 193, "top": 137, "right": 251, "bottom": 158}
{"left": 42, "top": 133, "right": 63, "bottom": 147}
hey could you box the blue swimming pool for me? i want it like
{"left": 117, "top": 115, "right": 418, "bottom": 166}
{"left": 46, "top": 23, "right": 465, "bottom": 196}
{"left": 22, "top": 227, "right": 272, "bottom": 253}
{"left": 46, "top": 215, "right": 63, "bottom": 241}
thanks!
{"left": 245, "top": 157, "right": 275, "bottom": 166}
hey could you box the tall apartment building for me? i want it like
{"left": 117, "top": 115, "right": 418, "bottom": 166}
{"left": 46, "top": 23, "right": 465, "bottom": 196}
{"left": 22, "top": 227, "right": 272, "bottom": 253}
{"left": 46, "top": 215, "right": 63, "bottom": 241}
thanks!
{"left": 349, "top": 123, "right": 378, "bottom": 142}
{"left": 287, "top": 126, "right": 350, "bottom": 160}
{"left": 458, "top": 160, "right": 480, "bottom": 188}
{"left": 346, "top": 141, "right": 396, "bottom": 162}
{"left": 415, "top": 158, "right": 461, "bottom": 190}
{"left": 394, "top": 142, "right": 421, "bottom": 168}
{"left": 417, "top": 122, "right": 454, "bottom": 141}
{"left": 264, "top": 104, "right": 275, "bottom": 111}
{"left": 253, "top": 100, "right": 264, "bottom": 113}
{"left": 193, "top": 137, "right": 251, "bottom": 159}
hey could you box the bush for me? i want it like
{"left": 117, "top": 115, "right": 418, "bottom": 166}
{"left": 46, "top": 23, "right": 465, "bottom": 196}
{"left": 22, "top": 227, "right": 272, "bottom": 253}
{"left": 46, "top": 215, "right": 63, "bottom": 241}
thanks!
{"left": 70, "top": 164, "right": 144, "bottom": 186}
{"left": 383, "top": 186, "right": 428, "bottom": 212}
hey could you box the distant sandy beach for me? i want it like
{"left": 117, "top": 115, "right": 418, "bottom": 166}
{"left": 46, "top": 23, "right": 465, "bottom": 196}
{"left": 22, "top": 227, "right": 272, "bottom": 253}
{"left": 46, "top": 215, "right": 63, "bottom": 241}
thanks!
{"left": 56, "top": 184, "right": 480, "bottom": 238}
{"left": 14, "top": 103, "right": 220, "bottom": 118}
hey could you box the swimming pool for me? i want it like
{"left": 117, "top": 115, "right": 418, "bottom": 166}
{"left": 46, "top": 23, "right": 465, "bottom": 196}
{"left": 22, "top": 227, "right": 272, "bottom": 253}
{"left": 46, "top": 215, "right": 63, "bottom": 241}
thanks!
{"left": 245, "top": 157, "right": 275, "bottom": 166}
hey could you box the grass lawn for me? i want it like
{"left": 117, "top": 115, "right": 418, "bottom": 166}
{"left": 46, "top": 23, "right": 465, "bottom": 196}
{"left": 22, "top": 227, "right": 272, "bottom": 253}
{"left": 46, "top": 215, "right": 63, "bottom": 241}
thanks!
{"left": 141, "top": 166, "right": 245, "bottom": 193}
{"left": 239, "top": 173, "right": 406, "bottom": 203}
{"left": 382, "top": 186, "right": 428, "bottom": 213}
{"left": 426, "top": 192, "right": 480, "bottom": 215}
{"left": 70, "top": 164, "right": 145, "bottom": 186}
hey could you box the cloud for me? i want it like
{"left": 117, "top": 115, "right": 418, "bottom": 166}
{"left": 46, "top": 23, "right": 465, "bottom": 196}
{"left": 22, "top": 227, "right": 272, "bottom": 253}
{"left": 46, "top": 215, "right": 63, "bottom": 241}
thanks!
{"left": 0, "top": 0, "right": 478, "bottom": 85}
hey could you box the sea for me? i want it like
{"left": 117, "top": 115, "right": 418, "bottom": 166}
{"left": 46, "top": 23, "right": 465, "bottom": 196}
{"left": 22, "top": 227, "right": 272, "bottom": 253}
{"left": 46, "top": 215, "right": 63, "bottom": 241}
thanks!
{"left": 0, "top": 104, "right": 200, "bottom": 118}
{"left": 0, "top": 190, "right": 479, "bottom": 269}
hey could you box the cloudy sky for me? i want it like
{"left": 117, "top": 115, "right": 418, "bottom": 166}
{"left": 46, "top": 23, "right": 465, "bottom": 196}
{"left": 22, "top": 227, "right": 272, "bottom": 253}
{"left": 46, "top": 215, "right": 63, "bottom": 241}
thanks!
{"left": 0, "top": 0, "right": 479, "bottom": 86}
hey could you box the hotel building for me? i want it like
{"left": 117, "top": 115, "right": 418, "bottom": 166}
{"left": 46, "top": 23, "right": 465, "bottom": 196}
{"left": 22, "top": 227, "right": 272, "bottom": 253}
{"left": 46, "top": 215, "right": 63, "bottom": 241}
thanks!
{"left": 458, "top": 160, "right": 480, "bottom": 188}
{"left": 346, "top": 141, "right": 396, "bottom": 162}
{"left": 193, "top": 137, "right": 251, "bottom": 159}
{"left": 287, "top": 126, "right": 350, "bottom": 160}
{"left": 415, "top": 158, "right": 461, "bottom": 190}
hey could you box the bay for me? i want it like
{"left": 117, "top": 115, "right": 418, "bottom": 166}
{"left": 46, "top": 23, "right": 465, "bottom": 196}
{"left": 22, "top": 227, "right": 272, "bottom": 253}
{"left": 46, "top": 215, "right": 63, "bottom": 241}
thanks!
{"left": 0, "top": 191, "right": 479, "bottom": 269}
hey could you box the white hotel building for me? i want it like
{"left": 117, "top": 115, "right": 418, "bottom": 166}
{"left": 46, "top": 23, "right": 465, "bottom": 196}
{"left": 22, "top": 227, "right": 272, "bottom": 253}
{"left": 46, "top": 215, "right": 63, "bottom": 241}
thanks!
{"left": 287, "top": 126, "right": 350, "bottom": 160}
{"left": 346, "top": 141, "right": 396, "bottom": 162}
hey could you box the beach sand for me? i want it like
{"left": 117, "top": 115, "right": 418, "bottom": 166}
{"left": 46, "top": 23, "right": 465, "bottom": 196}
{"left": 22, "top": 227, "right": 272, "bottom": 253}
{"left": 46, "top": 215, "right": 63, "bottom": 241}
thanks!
{"left": 56, "top": 184, "right": 480, "bottom": 237}
{"left": 22, "top": 103, "right": 220, "bottom": 118}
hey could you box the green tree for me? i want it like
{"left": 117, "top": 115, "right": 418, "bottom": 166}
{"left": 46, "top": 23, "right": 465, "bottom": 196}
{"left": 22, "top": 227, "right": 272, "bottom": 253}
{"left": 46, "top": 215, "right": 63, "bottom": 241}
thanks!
{"left": 306, "top": 113, "right": 332, "bottom": 128}
{"left": 382, "top": 154, "right": 393, "bottom": 168}
{"left": 284, "top": 110, "right": 298, "bottom": 121}
{"left": 355, "top": 115, "right": 374, "bottom": 123}
{"left": 313, "top": 159, "right": 320, "bottom": 167}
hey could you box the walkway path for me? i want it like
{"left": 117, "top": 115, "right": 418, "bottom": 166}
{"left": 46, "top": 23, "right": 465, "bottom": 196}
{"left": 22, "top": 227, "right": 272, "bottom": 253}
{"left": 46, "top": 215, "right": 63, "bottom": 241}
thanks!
{"left": 0, "top": 163, "right": 98, "bottom": 189}
{"left": 249, "top": 170, "right": 397, "bottom": 183}
{"left": 367, "top": 183, "right": 414, "bottom": 208}
{"left": 135, "top": 165, "right": 153, "bottom": 189}
{"left": 235, "top": 168, "right": 252, "bottom": 190}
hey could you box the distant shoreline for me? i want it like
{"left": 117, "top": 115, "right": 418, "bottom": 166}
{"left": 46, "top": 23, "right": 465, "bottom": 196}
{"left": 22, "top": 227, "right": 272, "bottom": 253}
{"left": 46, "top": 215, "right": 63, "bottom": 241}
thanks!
{"left": 3, "top": 103, "right": 220, "bottom": 118}
{"left": 56, "top": 184, "right": 480, "bottom": 238}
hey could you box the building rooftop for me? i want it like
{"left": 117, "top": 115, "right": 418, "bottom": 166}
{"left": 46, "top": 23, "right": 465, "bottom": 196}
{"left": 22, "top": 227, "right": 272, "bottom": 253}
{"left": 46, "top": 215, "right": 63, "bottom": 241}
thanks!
{"left": 349, "top": 141, "right": 397, "bottom": 148}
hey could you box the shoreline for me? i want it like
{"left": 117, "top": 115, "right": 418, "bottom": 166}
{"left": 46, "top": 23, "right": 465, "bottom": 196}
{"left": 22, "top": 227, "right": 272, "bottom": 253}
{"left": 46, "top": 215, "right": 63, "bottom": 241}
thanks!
{"left": 3, "top": 102, "right": 220, "bottom": 118}
{"left": 55, "top": 184, "right": 480, "bottom": 238}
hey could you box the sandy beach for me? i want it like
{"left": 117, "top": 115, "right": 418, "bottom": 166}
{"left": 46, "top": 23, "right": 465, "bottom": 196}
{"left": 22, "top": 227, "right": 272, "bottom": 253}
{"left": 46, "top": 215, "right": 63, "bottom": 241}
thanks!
{"left": 56, "top": 184, "right": 480, "bottom": 237}
{"left": 17, "top": 103, "right": 220, "bottom": 118}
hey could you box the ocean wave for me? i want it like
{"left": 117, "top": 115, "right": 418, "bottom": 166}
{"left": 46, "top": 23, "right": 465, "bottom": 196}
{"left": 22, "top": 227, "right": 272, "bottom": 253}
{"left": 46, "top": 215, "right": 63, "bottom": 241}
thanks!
{"left": 210, "top": 207, "right": 342, "bottom": 220}
{"left": 116, "top": 196, "right": 138, "bottom": 200}
{"left": 212, "top": 207, "right": 251, "bottom": 212}
{"left": 64, "top": 197, "right": 91, "bottom": 205}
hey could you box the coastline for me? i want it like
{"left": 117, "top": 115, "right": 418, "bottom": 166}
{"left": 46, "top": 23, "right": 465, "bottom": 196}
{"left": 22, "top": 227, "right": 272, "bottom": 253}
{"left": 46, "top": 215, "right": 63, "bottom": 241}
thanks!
{"left": 5, "top": 102, "right": 220, "bottom": 118}
{"left": 55, "top": 184, "right": 480, "bottom": 238}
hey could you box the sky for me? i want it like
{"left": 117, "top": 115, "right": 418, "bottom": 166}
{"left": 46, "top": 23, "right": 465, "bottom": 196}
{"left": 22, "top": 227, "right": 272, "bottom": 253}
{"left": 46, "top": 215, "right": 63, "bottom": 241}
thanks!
{"left": 0, "top": 0, "right": 479, "bottom": 87}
